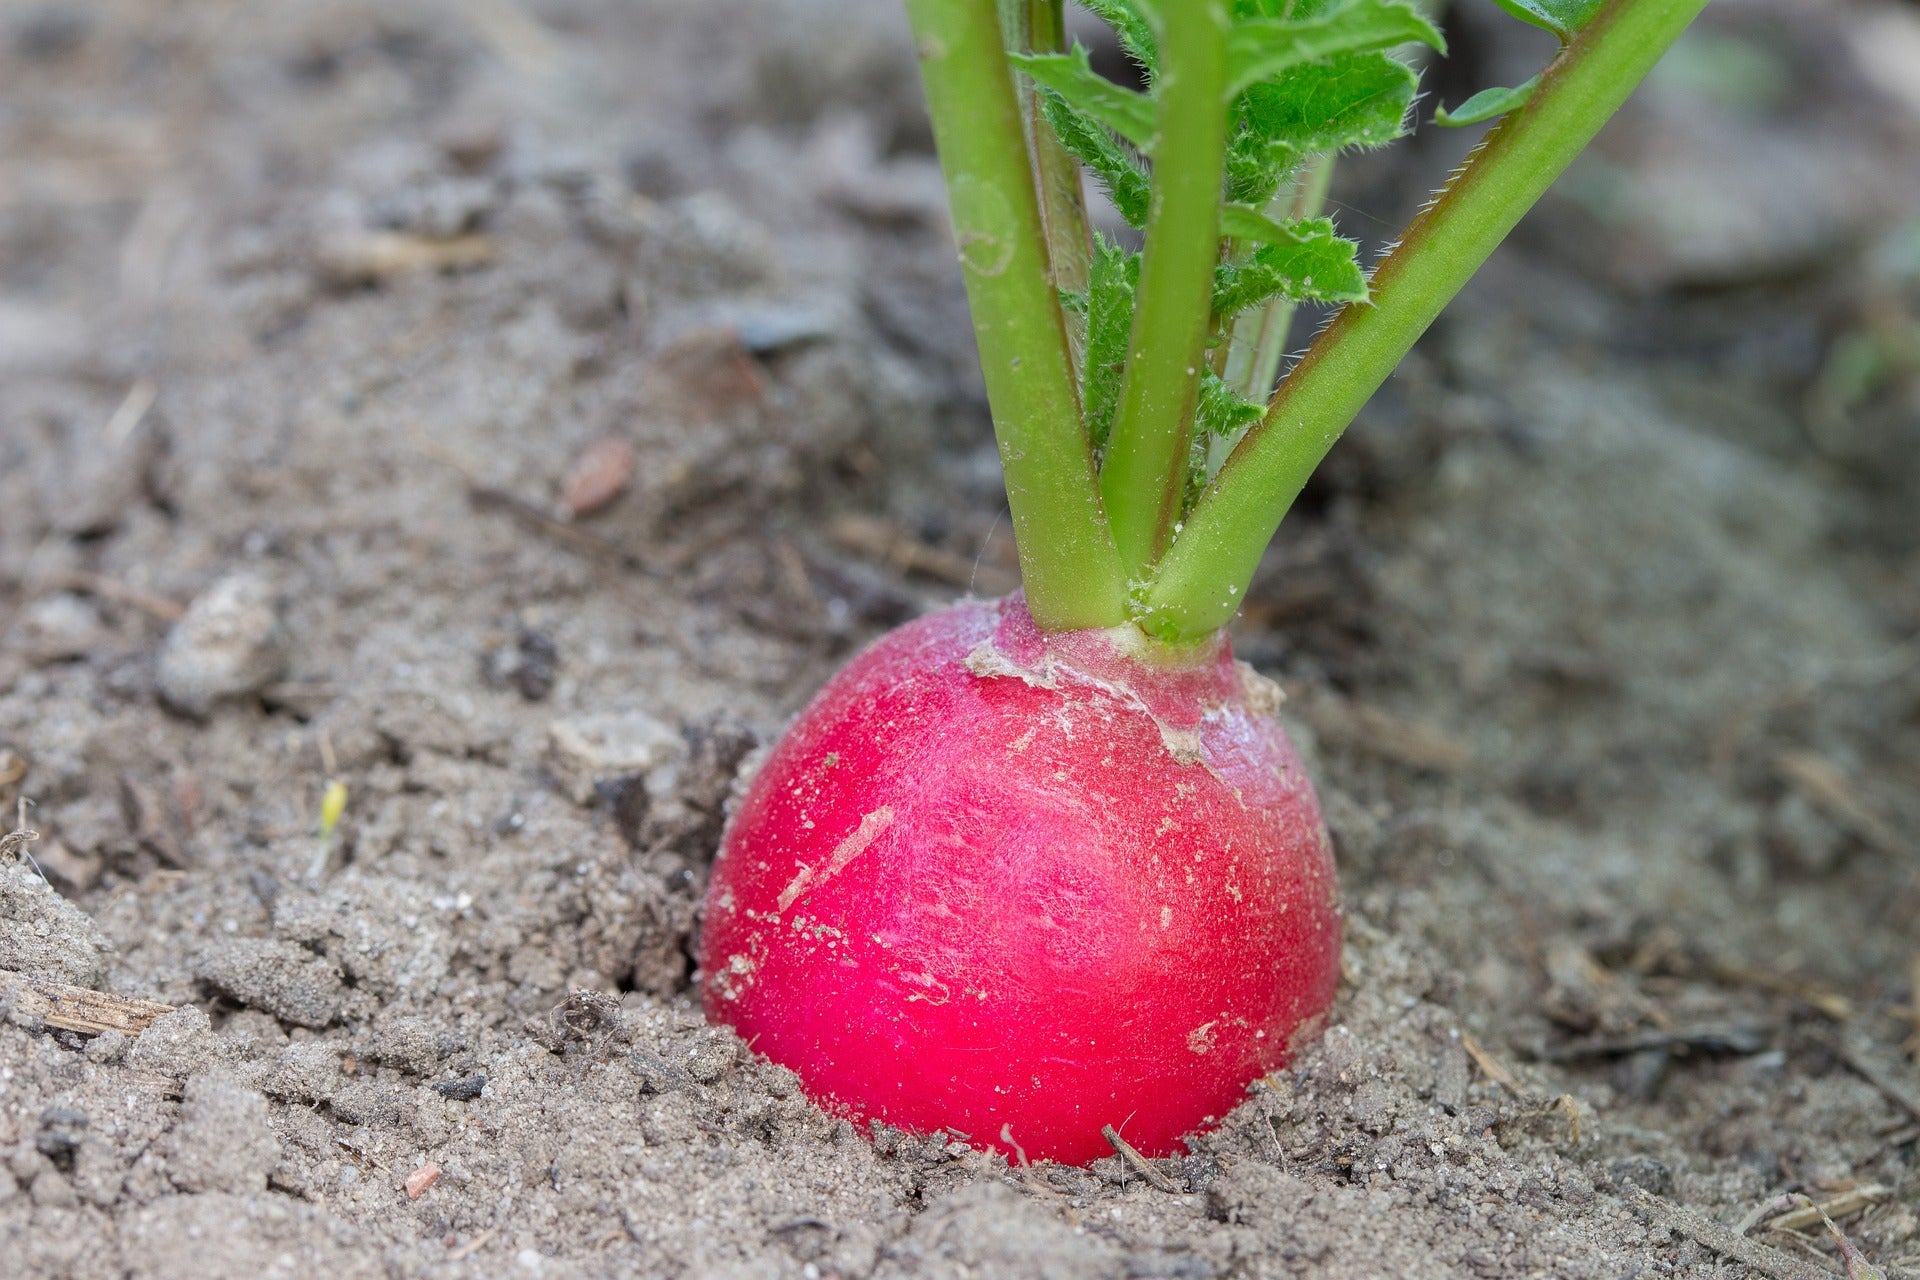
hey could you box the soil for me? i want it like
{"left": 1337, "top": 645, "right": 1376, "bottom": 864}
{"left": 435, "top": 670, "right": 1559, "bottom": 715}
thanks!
{"left": 2, "top": 1, "right": 1917, "bottom": 1277}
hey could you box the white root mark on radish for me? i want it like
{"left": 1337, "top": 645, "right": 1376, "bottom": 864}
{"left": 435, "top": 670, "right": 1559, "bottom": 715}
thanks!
{"left": 1234, "top": 661, "right": 1286, "bottom": 716}
{"left": 967, "top": 636, "right": 1215, "bottom": 766}
{"left": 776, "top": 805, "right": 896, "bottom": 912}
{"left": 1156, "top": 723, "right": 1203, "bottom": 766}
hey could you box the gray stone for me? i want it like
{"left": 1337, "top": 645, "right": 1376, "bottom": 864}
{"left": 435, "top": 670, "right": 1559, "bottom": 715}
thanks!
{"left": 5, "top": 595, "right": 105, "bottom": 665}
{"left": 155, "top": 572, "right": 289, "bottom": 718}
{"left": 545, "top": 709, "right": 680, "bottom": 805}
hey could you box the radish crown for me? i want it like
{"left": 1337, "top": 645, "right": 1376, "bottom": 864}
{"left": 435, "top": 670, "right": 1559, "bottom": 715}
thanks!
{"left": 904, "top": 0, "right": 1709, "bottom": 640}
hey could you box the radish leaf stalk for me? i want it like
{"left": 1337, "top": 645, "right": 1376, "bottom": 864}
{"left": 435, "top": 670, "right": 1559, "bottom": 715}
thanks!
{"left": 1224, "top": 153, "right": 1335, "bottom": 408}
{"left": 1020, "top": 0, "right": 1095, "bottom": 331}
{"left": 1093, "top": 0, "right": 1232, "bottom": 577}
{"left": 903, "top": 0, "right": 1127, "bottom": 630}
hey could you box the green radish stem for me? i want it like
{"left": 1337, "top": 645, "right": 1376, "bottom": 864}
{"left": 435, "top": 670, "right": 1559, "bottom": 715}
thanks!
{"left": 1022, "top": 0, "right": 1094, "bottom": 324}
{"left": 1215, "top": 154, "right": 1336, "bottom": 478}
{"left": 1098, "top": 0, "right": 1232, "bottom": 580}
{"left": 1139, "top": 0, "right": 1712, "bottom": 641}
{"left": 905, "top": 0, "right": 1127, "bottom": 629}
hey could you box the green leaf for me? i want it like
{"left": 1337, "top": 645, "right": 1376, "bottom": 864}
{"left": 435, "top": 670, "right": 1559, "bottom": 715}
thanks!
{"left": 1218, "top": 203, "right": 1294, "bottom": 243}
{"left": 1488, "top": 0, "right": 1606, "bottom": 40}
{"left": 1080, "top": 0, "right": 1159, "bottom": 72}
{"left": 1214, "top": 220, "right": 1367, "bottom": 312}
{"left": 1082, "top": 238, "right": 1141, "bottom": 450}
{"left": 1041, "top": 90, "right": 1152, "bottom": 228}
{"left": 1224, "top": 0, "right": 1444, "bottom": 101}
{"left": 1012, "top": 45, "right": 1157, "bottom": 150}
{"left": 1434, "top": 75, "right": 1538, "bottom": 126}
{"left": 1226, "top": 52, "right": 1416, "bottom": 203}
{"left": 1198, "top": 369, "right": 1268, "bottom": 435}
{"left": 1232, "top": 0, "right": 1345, "bottom": 19}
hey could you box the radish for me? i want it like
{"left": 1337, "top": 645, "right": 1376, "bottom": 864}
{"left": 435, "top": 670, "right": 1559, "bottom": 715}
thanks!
{"left": 700, "top": 593, "right": 1337, "bottom": 1162}
{"left": 701, "top": 0, "right": 1704, "bottom": 1161}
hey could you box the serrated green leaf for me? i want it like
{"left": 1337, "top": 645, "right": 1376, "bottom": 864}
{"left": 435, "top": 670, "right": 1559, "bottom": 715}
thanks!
{"left": 1012, "top": 46, "right": 1157, "bottom": 151}
{"left": 1214, "top": 220, "right": 1367, "bottom": 311}
{"left": 1488, "top": 0, "right": 1605, "bottom": 39}
{"left": 1041, "top": 90, "right": 1152, "bottom": 228}
{"left": 1238, "top": 54, "right": 1418, "bottom": 153}
{"left": 1434, "top": 75, "right": 1538, "bottom": 126}
{"left": 1224, "top": 0, "right": 1444, "bottom": 101}
{"left": 1198, "top": 369, "right": 1268, "bottom": 435}
{"left": 1081, "top": 0, "right": 1159, "bottom": 73}
{"left": 1082, "top": 238, "right": 1141, "bottom": 450}
{"left": 1227, "top": 52, "right": 1416, "bottom": 203}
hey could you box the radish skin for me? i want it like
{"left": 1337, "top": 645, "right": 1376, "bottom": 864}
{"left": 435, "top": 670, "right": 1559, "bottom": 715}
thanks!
{"left": 699, "top": 594, "right": 1341, "bottom": 1164}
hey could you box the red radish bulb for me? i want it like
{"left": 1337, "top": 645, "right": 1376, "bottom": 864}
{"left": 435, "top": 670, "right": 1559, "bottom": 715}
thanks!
{"left": 698, "top": 593, "right": 1340, "bottom": 1165}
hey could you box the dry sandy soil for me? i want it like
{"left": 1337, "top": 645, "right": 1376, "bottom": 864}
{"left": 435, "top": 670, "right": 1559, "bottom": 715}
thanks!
{"left": 2, "top": 0, "right": 1919, "bottom": 1276}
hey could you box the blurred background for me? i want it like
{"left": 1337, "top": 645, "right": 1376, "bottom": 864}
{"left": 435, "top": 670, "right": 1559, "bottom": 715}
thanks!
{"left": 1, "top": 2, "right": 1917, "bottom": 1277}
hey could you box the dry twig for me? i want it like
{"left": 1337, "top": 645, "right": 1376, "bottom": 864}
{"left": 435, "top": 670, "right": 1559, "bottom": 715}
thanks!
{"left": 1102, "top": 1124, "right": 1181, "bottom": 1194}
{"left": 1635, "top": 1189, "right": 1846, "bottom": 1280}
{"left": 1774, "top": 751, "right": 1907, "bottom": 861}
{"left": 35, "top": 570, "right": 185, "bottom": 622}
{"left": 1461, "top": 1031, "right": 1521, "bottom": 1093}
{"left": 446, "top": 1229, "right": 497, "bottom": 1261}
{"left": 828, "top": 514, "right": 1014, "bottom": 591}
{"left": 1294, "top": 688, "right": 1472, "bottom": 772}
{"left": 1796, "top": 1192, "right": 1891, "bottom": 1280}
{"left": 1539, "top": 1023, "right": 1769, "bottom": 1061}
{"left": 1713, "top": 962, "right": 1856, "bottom": 1021}
{"left": 0, "top": 969, "right": 174, "bottom": 1036}
{"left": 1760, "top": 1186, "right": 1892, "bottom": 1236}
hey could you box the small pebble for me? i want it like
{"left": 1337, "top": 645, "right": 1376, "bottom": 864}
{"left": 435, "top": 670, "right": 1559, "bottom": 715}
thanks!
{"left": 7, "top": 595, "right": 105, "bottom": 664}
{"left": 545, "top": 710, "right": 680, "bottom": 806}
{"left": 404, "top": 1162, "right": 442, "bottom": 1201}
{"left": 432, "top": 1073, "right": 487, "bottom": 1101}
{"left": 155, "top": 572, "right": 289, "bottom": 718}
{"left": 127, "top": 1006, "right": 217, "bottom": 1079}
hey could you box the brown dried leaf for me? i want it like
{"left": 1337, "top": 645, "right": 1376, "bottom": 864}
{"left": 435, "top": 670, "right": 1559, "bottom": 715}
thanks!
{"left": 558, "top": 435, "right": 637, "bottom": 520}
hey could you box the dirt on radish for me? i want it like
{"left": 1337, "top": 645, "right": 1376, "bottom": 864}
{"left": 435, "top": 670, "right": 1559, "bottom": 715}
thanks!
{"left": 2, "top": 1, "right": 1917, "bottom": 1278}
